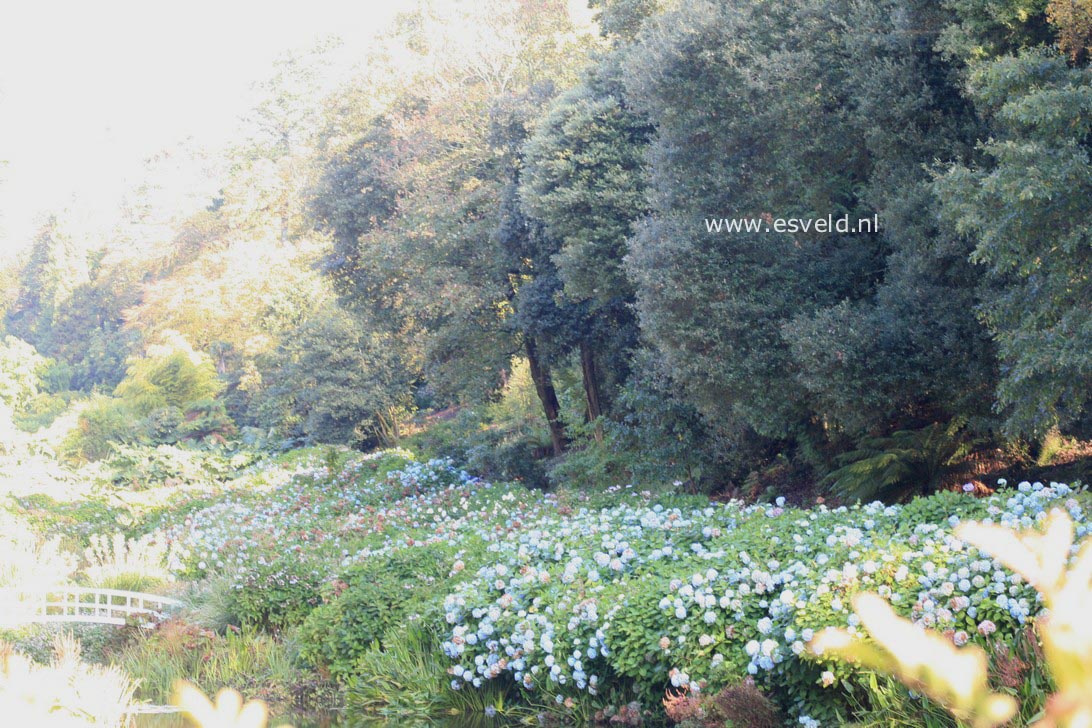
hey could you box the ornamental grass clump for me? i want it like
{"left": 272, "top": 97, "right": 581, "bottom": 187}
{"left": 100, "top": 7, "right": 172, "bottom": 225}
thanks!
{"left": 83, "top": 532, "right": 172, "bottom": 592}
{"left": 0, "top": 632, "right": 138, "bottom": 727}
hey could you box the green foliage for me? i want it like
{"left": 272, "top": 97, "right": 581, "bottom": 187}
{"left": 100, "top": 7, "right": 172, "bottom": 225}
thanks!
{"left": 1036, "top": 429, "right": 1070, "bottom": 467}
{"left": 116, "top": 619, "right": 305, "bottom": 714}
{"left": 822, "top": 421, "right": 980, "bottom": 503}
{"left": 256, "top": 303, "right": 415, "bottom": 447}
{"left": 3, "top": 216, "right": 90, "bottom": 349}
{"left": 408, "top": 360, "right": 555, "bottom": 487}
{"left": 893, "top": 487, "right": 992, "bottom": 527}
{"left": 937, "top": 48, "right": 1092, "bottom": 439}
{"left": 182, "top": 575, "right": 248, "bottom": 634}
{"left": 113, "top": 332, "right": 224, "bottom": 414}
{"left": 937, "top": 0, "right": 1053, "bottom": 61}
{"left": 64, "top": 333, "right": 235, "bottom": 460}
{"left": 65, "top": 395, "right": 143, "bottom": 462}
{"left": 815, "top": 509, "right": 1092, "bottom": 727}
{"left": 345, "top": 623, "right": 512, "bottom": 723}
{"left": 4, "top": 0, "right": 1090, "bottom": 521}
{"left": 621, "top": 0, "right": 869, "bottom": 440}
{"left": 844, "top": 672, "right": 959, "bottom": 728}
{"left": 13, "top": 390, "right": 73, "bottom": 432}
{"left": 104, "top": 442, "right": 249, "bottom": 490}
{"left": 0, "top": 336, "right": 46, "bottom": 412}
{"left": 546, "top": 417, "right": 634, "bottom": 491}
{"left": 520, "top": 56, "right": 649, "bottom": 308}
{"left": 550, "top": 350, "right": 742, "bottom": 491}
{"left": 178, "top": 398, "right": 237, "bottom": 442}
{"left": 228, "top": 558, "right": 323, "bottom": 631}
{"left": 297, "top": 544, "right": 452, "bottom": 681}
{"left": 466, "top": 437, "right": 551, "bottom": 490}
{"left": 43, "top": 260, "right": 141, "bottom": 392}
{"left": 5, "top": 492, "right": 129, "bottom": 548}
{"left": 599, "top": 573, "right": 677, "bottom": 701}
{"left": 4, "top": 0, "right": 1092, "bottom": 721}
{"left": 620, "top": 0, "right": 1003, "bottom": 471}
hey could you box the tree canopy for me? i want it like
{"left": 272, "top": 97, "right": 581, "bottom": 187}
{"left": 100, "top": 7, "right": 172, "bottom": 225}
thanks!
{"left": 3, "top": 0, "right": 1089, "bottom": 490}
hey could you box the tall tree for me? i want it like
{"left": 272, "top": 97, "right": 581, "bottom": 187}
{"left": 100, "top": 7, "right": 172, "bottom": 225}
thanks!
{"left": 623, "top": 0, "right": 879, "bottom": 444}
{"left": 519, "top": 57, "right": 650, "bottom": 427}
{"left": 257, "top": 302, "right": 416, "bottom": 446}
{"left": 938, "top": 48, "right": 1092, "bottom": 437}
{"left": 5, "top": 215, "right": 89, "bottom": 348}
{"left": 621, "top": 0, "right": 997, "bottom": 470}
{"left": 312, "top": 0, "right": 595, "bottom": 453}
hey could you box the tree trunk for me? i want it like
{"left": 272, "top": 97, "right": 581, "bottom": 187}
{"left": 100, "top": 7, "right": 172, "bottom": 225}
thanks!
{"left": 525, "top": 336, "right": 567, "bottom": 456}
{"left": 373, "top": 407, "right": 402, "bottom": 447}
{"left": 580, "top": 341, "right": 604, "bottom": 443}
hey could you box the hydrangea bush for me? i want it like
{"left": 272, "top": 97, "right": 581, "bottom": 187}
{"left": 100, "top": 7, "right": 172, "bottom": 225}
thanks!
{"left": 160, "top": 450, "right": 1089, "bottom": 724}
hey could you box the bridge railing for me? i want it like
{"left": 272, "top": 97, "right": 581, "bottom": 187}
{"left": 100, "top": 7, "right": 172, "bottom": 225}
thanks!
{"left": 0, "top": 586, "right": 183, "bottom": 627}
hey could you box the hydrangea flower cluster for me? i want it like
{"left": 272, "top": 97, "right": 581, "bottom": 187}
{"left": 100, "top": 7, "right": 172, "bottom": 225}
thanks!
{"left": 163, "top": 451, "right": 496, "bottom": 583}
{"left": 440, "top": 482, "right": 1087, "bottom": 723}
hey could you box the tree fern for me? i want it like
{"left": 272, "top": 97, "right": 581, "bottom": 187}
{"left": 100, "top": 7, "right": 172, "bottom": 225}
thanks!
{"left": 823, "top": 420, "right": 977, "bottom": 503}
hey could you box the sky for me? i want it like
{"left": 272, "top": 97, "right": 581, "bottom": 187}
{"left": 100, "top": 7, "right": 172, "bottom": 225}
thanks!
{"left": 0, "top": 0, "right": 416, "bottom": 261}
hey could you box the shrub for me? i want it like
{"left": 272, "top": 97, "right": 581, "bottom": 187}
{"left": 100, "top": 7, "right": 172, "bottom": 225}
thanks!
{"left": 179, "top": 399, "right": 237, "bottom": 443}
{"left": 707, "top": 681, "right": 782, "bottom": 728}
{"left": 546, "top": 417, "right": 634, "bottom": 491}
{"left": 65, "top": 395, "right": 143, "bottom": 461}
{"left": 821, "top": 420, "right": 980, "bottom": 503}
{"left": 228, "top": 558, "right": 323, "bottom": 631}
{"left": 666, "top": 680, "right": 782, "bottom": 728}
{"left": 298, "top": 544, "right": 453, "bottom": 681}
{"left": 408, "top": 359, "right": 555, "bottom": 487}
{"left": 439, "top": 482, "right": 1088, "bottom": 724}
{"left": 106, "top": 442, "right": 238, "bottom": 490}
{"left": 66, "top": 332, "right": 235, "bottom": 460}
{"left": 548, "top": 351, "right": 753, "bottom": 493}
{"left": 113, "top": 332, "right": 224, "bottom": 414}
{"left": 814, "top": 508, "right": 1092, "bottom": 727}
{"left": 157, "top": 448, "right": 1090, "bottom": 725}
{"left": 13, "top": 391, "right": 72, "bottom": 432}
{"left": 466, "top": 437, "right": 550, "bottom": 489}
{"left": 182, "top": 575, "right": 246, "bottom": 633}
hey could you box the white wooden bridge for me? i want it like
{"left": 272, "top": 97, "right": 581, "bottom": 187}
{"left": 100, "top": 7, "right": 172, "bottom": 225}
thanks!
{"left": 0, "top": 587, "right": 183, "bottom": 627}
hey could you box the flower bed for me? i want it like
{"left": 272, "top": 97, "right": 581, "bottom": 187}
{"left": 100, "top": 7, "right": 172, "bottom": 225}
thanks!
{"left": 161, "top": 450, "right": 1089, "bottom": 724}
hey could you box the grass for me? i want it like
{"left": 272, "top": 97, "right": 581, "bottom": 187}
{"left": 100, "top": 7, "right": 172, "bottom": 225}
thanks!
{"left": 115, "top": 619, "right": 310, "bottom": 718}
{"left": 346, "top": 622, "right": 517, "bottom": 723}
{"left": 844, "top": 672, "right": 958, "bottom": 728}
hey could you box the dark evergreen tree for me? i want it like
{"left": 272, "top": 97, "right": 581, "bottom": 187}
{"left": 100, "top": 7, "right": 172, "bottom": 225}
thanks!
{"left": 938, "top": 49, "right": 1092, "bottom": 437}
